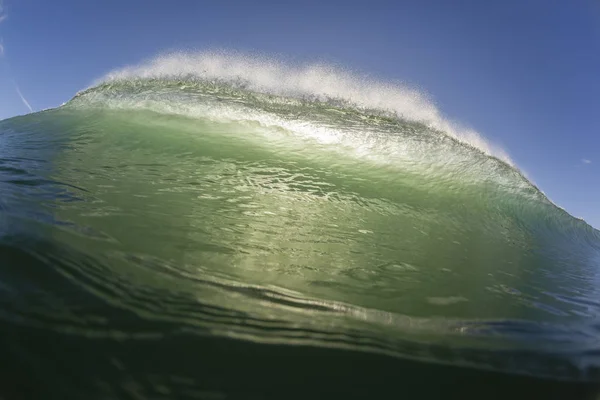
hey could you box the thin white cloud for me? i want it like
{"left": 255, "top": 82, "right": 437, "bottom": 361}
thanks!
{"left": 582, "top": 159, "right": 592, "bottom": 164}
{"left": 14, "top": 84, "right": 32, "bottom": 112}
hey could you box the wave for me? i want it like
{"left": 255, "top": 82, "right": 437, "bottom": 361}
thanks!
{"left": 2, "top": 51, "right": 600, "bottom": 393}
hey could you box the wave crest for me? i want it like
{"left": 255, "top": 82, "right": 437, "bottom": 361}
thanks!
{"left": 96, "top": 50, "right": 513, "bottom": 164}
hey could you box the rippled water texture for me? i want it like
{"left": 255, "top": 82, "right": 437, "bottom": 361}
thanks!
{"left": 1, "top": 53, "right": 600, "bottom": 399}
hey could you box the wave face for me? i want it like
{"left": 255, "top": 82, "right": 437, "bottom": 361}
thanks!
{"left": 1, "top": 52, "right": 600, "bottom": 398}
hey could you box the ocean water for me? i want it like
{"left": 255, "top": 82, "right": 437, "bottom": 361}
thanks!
{"left": 1, "top": 52, "right": 600, "bottom": 399}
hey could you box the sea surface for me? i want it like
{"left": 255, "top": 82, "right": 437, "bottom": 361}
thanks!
{"left": 1, "top": 52, "right": 600, "bottom": 399}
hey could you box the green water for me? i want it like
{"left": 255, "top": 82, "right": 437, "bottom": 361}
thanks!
{"left": 1, "top": 55, "right": 600, "bottom": 399}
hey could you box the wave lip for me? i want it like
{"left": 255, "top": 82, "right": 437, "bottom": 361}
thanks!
{"left": 91, "top": 50, "right": 513, "bottom": 164}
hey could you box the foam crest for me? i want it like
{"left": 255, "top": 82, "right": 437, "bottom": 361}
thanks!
{"left": 99, "top": 50, "right": 512, "bottom": 164}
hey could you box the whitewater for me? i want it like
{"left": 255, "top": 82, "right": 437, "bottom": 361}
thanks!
{"left": 1, "top": 51, "right": 599, "bottom": 399}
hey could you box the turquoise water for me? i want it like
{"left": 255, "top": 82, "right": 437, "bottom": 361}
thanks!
{"left": 1, "top": 52, "right": 599, "bottom": 399}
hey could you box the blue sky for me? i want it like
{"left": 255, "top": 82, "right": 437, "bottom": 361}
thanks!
{"left": 1, "top": 0, "right": 599, "bottom": 227}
